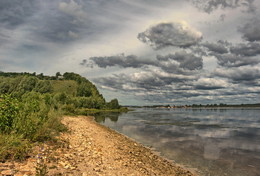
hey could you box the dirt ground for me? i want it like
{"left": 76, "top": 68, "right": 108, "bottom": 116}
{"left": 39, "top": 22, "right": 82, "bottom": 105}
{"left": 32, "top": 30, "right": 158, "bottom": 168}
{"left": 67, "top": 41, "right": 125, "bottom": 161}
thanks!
{"left": 0, "top": 116, "right": 197, "bottom": 176}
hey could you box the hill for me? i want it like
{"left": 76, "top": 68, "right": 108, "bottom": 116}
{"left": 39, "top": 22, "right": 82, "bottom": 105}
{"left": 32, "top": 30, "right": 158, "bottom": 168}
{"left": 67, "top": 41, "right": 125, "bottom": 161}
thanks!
{"left": 0, "top": 71, "right": 124, "bottom": 161}
{"left": 0, "top": 72, "right": 123, "bottom": 110}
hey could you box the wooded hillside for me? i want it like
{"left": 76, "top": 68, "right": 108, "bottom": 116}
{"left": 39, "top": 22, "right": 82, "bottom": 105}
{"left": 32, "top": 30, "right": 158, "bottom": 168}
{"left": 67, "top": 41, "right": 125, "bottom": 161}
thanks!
{"left": 0, "top": 72, "right": 122, "bottom": 161}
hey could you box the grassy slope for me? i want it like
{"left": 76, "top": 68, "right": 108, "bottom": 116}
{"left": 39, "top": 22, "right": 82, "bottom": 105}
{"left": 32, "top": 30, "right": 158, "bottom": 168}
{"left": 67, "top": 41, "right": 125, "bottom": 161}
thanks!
{"left": 51, "top": 80, "right": 78, "bottom": 96}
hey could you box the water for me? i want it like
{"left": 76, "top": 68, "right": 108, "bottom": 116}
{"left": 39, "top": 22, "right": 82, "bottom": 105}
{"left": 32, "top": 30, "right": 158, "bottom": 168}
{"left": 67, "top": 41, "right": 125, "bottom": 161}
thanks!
{"left": 95, "top": 108, "right": 260, "bottom": 176}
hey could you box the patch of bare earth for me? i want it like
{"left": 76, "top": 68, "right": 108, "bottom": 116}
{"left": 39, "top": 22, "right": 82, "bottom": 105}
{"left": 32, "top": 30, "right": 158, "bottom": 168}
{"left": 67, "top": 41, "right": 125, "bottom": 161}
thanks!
{"left": 1, "top": 116, "right": 197, "bottom": 176}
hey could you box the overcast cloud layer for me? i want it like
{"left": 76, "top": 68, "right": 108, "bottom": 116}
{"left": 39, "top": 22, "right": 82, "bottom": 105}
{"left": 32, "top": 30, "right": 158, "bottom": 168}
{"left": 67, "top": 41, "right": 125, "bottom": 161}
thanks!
{"left": 1, "top": 0, "right": 260, "bottom": 105}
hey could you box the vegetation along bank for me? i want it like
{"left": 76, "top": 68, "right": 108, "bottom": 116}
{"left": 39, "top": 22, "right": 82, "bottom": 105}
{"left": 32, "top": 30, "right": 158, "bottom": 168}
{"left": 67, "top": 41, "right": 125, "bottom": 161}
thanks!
{"left": 0, "top": 71, "right": 194, "bottom": 175}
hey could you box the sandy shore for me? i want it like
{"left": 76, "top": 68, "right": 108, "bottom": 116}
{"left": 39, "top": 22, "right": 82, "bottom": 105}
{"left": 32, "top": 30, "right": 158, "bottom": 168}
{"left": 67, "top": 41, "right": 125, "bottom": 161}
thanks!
{"left": 0, "top": 116, "right": 196, "bottom": 176}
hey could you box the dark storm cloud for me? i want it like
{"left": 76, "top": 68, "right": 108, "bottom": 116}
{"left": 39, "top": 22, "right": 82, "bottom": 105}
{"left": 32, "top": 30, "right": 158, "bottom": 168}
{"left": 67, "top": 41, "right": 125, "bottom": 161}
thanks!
{"left": 202, "top": 41, "right": 229, "bottom": 54}
{"left": 191, "top": 0, "right": 256, "bottom": 13}
{"left": 200, "top": 40, "right": 260, "bottom": 68}
{"left": 238, "top": 18, "right": 260, "bottom": 42}
{"left": 137, "top": 22, "right": 202, "bottom": 49}
{"left": 200, "top": 40, "right": 260, "bottom": 58}
{"left": 84, "top": 51, "right": 203, "bottom": 76}
{"left": 93, "top": 76, "right": 126, "bottom": 91}
{"left": 230, "top": 42, "right": 260, "bottom": 56}
{"left": 88, "top": 54, "right": 157, "bottom": 68}
{"left": 94, "top": 72, "right": 197, "bottom": 92}
{"left": 157, "top": 51, "right": 203, "bottom": 71}
{"left": 213, "top": 67, "right": 260, "bottom": 85}
{"left": 30, "top": 0, "right": 91, "bottom": 43}
{"left": 0, "top": 0, "right": 89, "bottom": 43}
{"left": 1, "top": 0, "right": 151, "bottom": 44}
{"left": 216, "top": 54, "right": 260, "bottom": 68}
{"left": 194, "top": 85, "right": 224, "bottom": 90}
{"left": 0, "top": 0, "right": 38, "bottom": 28}
{"left": 133, "top": 76, "right": 169, "bottom": 90}
{"left": 130, "top": 73, "right": 197, "bottom": 91}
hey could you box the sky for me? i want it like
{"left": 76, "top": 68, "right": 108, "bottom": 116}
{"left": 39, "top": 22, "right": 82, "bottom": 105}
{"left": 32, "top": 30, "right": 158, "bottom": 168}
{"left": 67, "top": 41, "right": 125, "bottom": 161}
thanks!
{"left": 0, "top": 0, "right": 260, "bottom": 105}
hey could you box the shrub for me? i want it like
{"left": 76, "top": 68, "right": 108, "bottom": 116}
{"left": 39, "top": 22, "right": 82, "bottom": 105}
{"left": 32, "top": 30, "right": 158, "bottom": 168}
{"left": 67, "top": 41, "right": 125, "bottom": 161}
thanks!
{"left": 62, "top": 104, "right": 76, "bottom": 114}
{"left": 34, "top": 80, "right": 53, "bottom": 93}
{"left": 0, "top": 134, "right": 31, "bottom": 161}
{"left": 0, "top": 94, "right": 19, "bottom": 133}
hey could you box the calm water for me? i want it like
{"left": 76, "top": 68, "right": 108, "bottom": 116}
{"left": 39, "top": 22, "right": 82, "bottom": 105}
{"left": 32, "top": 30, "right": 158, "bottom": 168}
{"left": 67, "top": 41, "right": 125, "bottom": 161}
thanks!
{"left": 95, "top": 108, "right": 260, "bottom": 176}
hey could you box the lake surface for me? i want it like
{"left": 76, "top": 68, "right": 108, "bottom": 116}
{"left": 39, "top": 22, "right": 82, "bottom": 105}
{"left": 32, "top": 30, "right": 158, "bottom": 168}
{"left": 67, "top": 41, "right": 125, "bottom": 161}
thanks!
{"left": 95, "top": 108, "right": 260, "bottom": 176}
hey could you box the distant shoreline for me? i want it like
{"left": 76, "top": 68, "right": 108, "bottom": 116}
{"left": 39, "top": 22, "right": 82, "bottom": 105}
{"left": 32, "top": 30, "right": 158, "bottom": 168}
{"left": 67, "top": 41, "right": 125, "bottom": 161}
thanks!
{"left": 127, "top": 104, "right": 260, "bottom": 109}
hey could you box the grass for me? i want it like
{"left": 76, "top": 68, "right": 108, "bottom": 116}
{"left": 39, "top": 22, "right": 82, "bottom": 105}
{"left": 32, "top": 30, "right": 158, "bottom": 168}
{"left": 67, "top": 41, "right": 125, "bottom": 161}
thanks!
{"left": 75, "top": 107, "right": 129, "bottom": 116}
{"left": 0, "top": 134, "right": 31, "bottom": 161}
{"left": 50, "top": 80, "right": 77, "bottom": 96}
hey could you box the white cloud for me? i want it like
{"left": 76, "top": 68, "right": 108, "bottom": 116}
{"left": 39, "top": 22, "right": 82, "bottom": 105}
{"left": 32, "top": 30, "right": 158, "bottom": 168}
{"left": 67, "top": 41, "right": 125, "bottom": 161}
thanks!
{"left": 58, "top": 0, "right": 87, "bottom": 22}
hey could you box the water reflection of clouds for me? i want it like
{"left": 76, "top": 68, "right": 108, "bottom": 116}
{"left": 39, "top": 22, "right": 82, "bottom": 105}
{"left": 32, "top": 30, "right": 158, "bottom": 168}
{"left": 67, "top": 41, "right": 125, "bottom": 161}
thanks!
{"left": 98, "top": 108, "right": 260, "bottom": 176}
{"left": 195, "top": 129, "right": 231, "bottom": 138}
{"left": 203, "top": 142, "right": 220, "bottom": 160}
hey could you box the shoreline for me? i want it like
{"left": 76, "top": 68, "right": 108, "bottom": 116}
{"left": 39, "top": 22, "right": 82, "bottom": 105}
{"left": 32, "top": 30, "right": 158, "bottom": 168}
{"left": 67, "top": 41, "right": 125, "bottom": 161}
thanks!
{"left": 57, "top": 116, "right": 197, "bottom": 175}
{"left": 93, "top": 117, "right": 199, "bottom": 175}
{"left": 0, "top": 116, "right": 197, "bottom": 176}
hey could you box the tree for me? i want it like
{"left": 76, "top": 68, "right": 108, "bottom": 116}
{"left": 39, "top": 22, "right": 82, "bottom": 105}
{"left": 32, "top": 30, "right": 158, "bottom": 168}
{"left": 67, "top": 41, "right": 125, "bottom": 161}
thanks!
{"left": 17, "top": 76, "right": 38, "bottom": 95}
{"left": 76, "top": 83, "right": 92, "bottom": 97}
{"left": 107, "top": 99, "right": 120, "bottom": 109}
{"left": 0, "top": 94, "right": 19, "bottom": 133}
{"left": 37, "top": 73, "right": 44, "bottom": 79}
{"left": 56, "top": 72, "right": 61, "bottom": 77}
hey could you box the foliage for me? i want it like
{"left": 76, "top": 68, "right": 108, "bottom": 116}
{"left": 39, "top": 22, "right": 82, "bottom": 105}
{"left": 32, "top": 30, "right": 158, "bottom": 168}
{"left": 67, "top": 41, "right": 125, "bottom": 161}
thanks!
{"left": 76, "top": 82, "right": 92, "bottom": 97}
{"left": 34, "top": 80, "right": 53, "bottom": 93}
{"left": 0, "top": 94, "right": 19, "bottom": 133}
{"left": 107, "top": 99, "right": 120, "bottom": 109}
{"left": 51, "top": 80, "right": 77, "bottom": 96}
{"left": 0, "top": 71, "right": 124, "bottom": 160}
{"left": 0, "top": 134, "right": 31, "bottom": 161}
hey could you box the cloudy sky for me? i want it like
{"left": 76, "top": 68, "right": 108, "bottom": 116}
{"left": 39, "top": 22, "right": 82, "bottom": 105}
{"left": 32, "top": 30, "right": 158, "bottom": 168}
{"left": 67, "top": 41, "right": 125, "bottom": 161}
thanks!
{"left": 1, "top": 0, "right": 260, "bottom": 105}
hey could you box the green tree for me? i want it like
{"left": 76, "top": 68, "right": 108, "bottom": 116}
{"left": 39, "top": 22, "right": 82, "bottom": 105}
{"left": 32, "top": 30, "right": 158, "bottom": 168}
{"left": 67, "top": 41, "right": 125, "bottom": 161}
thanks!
{"left": 56, "top": 72, "right": 61, "bottom": 77}
{"left": 107, "top": 99, "right": 120, "bottom": 109}
{"left": 54, "top": 92, "right": 68, "bottom": 104}
{"left": 0, "top": 94, "right": 19, "bottom": 133}
{"left": 76, "top": 83, "right": 92, "bottom": 97}
{"left": 17, "top": 76, "right": 38, "bottom": 94}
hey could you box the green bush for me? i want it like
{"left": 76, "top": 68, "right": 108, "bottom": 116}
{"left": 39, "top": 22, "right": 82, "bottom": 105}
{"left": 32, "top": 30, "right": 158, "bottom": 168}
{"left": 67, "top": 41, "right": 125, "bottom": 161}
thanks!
{"left": 0, "top": 94, "right": 19, "bottom": 133}
{"left": 34, "top": 80, "right": 53, "bottom": 93}
{"left": 62, "top": 104, "right": 76, "bottom": 114}
{"left": 77, "top": 82, "right": 92, "bottom": 97}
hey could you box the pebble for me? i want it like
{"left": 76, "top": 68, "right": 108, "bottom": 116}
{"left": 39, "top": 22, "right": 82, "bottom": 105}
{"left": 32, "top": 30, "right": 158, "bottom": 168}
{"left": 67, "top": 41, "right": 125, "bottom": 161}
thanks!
{"left": 1, "top": 169, "right": 13, "bottom": 176}
{"left": 1, "top": 116, "right": 196, "bottom": 176}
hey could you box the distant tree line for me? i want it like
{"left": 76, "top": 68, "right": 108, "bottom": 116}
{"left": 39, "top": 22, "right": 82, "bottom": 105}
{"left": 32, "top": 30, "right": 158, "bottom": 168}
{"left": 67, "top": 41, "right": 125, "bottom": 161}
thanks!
{"left": 138, "top": 103, "right": 260, "bottom": 108}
